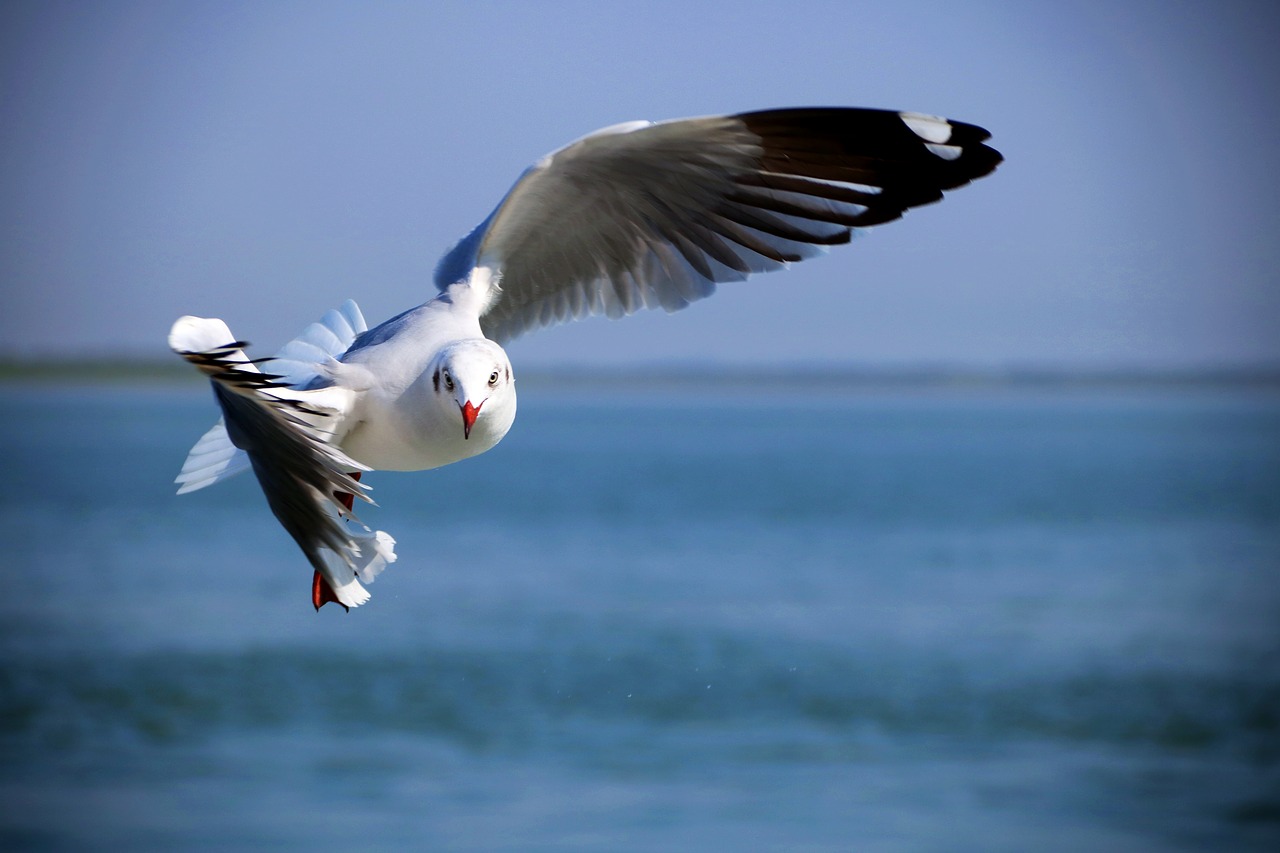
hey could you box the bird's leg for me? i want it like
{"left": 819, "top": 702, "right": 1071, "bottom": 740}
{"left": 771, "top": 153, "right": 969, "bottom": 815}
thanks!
{"left": 312, "top": 472, "right": 363, "bottom": 611}
{"left": 312, "top": 571, "right": 347, "bottom": 612}
{"left": 335, "top": 471, "right": 362, "bottom": 514}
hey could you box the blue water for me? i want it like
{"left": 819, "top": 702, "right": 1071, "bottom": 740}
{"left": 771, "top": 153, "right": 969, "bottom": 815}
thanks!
{"left": 1, "top": 379, "right": 1278, "bottom": 851}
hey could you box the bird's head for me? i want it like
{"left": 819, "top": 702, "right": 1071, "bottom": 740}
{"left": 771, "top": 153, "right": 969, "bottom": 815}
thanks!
{"left": 430, "top": 339, "right": 516, "bottom": 445}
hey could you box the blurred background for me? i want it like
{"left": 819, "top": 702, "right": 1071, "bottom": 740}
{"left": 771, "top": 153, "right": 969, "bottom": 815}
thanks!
{"left": 2, "top": 0, "right": 1278, "bottom": 371}
{"left": 1, "top": 2, "right": 1278, "bottom": 850}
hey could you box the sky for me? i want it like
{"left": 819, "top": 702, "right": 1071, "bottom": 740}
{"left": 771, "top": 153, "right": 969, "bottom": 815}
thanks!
{"left": 1, "top": 0, "right": 1278, "bottom": 370}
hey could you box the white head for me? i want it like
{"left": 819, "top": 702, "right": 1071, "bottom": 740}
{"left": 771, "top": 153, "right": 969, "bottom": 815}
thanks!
{"left": 430, "top": 339, "right": 517, "bottom": 446}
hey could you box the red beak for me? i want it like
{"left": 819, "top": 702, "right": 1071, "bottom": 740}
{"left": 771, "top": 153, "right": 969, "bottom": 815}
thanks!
{"left": 461, "top": 400, "right": 482, "bottom": 439}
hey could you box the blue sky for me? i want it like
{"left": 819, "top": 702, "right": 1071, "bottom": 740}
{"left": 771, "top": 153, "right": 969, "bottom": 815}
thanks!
{"left": 2, "top": 0, "right": 1277, "bottom": 369}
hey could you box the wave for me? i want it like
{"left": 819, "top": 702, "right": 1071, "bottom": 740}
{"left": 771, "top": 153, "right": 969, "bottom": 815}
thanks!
{"left": 4, "top": 628, "right": 1276, "bottom": 765}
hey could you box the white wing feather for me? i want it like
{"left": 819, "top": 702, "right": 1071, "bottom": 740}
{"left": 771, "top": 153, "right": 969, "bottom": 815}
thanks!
{"left": 175, "top": 418, "right": 250, "bottom": 494}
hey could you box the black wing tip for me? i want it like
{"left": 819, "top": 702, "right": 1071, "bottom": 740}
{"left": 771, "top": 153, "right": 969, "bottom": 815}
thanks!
{"left": 735, "top": 106, "right": 1001, "bottom": 225}
{"left": 738, "top": 105, "right": 1002, "bottom": 172}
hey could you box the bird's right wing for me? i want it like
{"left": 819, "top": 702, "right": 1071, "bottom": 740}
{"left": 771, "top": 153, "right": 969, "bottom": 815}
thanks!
{"left": 170, "top": 317, "right": 394, "bottom": 609}
{"left": 174, "top": 300, "right": 369, "bottom": 495}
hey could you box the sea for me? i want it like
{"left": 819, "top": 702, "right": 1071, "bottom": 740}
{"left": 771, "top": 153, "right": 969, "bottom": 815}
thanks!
{"left": 1, "top": 374, "right": 1277, "bottom": 851}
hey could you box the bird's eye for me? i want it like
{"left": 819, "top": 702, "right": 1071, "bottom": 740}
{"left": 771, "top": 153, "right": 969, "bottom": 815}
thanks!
{"left": 488, "top": 370, "right": 500, "bottom": 387}
{"left": 443, "top": 372, "right": 454, "bottom": 391}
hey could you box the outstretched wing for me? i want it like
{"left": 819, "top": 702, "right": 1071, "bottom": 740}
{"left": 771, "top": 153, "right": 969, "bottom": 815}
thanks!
{"left": 169, "top": 317, "right": 394, "bottom": 609}
{"left": 434, "top": 107, "right": 1002, "bottom": 344}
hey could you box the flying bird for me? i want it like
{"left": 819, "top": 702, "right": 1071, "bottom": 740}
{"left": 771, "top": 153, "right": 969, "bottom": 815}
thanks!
{"left": 170, "top": 107, "right": 1002, "bottom": 610}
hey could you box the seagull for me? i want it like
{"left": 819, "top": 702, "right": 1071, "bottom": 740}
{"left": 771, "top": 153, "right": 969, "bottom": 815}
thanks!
{"left": 170, "top": 107, "right": 1002, "bottom": 611}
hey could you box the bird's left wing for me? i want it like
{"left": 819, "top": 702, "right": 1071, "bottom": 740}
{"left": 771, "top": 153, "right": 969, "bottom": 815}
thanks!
{"left": 433, "top": 107, "right": 1002, "bottom": 344}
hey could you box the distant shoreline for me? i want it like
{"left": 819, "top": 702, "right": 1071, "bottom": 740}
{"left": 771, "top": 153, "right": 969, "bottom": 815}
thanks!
{"left": 3, "top": 357, "right": 1278, "bottom": 393}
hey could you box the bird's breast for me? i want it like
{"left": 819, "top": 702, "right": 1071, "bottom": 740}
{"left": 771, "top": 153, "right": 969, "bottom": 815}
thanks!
{"left": 338, "top": 391, "right": 515, "bottom": 473}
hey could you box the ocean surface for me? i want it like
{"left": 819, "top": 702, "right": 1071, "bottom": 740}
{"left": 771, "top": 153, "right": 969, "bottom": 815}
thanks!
{"left": 1, "top": 377, "right": 1278, "bottom": 851}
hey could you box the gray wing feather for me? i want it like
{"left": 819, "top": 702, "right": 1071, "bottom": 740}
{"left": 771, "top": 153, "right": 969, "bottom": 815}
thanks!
{"left": 178, "top": 343, "right": 371, "bottom": 580}
{"left": 435, "top": 108, "right": 1001, "bottom": 344}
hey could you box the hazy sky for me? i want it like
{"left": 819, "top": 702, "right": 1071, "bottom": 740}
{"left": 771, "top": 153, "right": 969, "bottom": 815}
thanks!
{"left": 2, "top": 0, "right": 1278, "bottom": 369}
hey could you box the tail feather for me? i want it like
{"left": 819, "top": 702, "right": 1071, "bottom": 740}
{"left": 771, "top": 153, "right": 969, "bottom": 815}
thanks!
{"left": 313, "top": 520, "right": 397, "bottom": 610}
